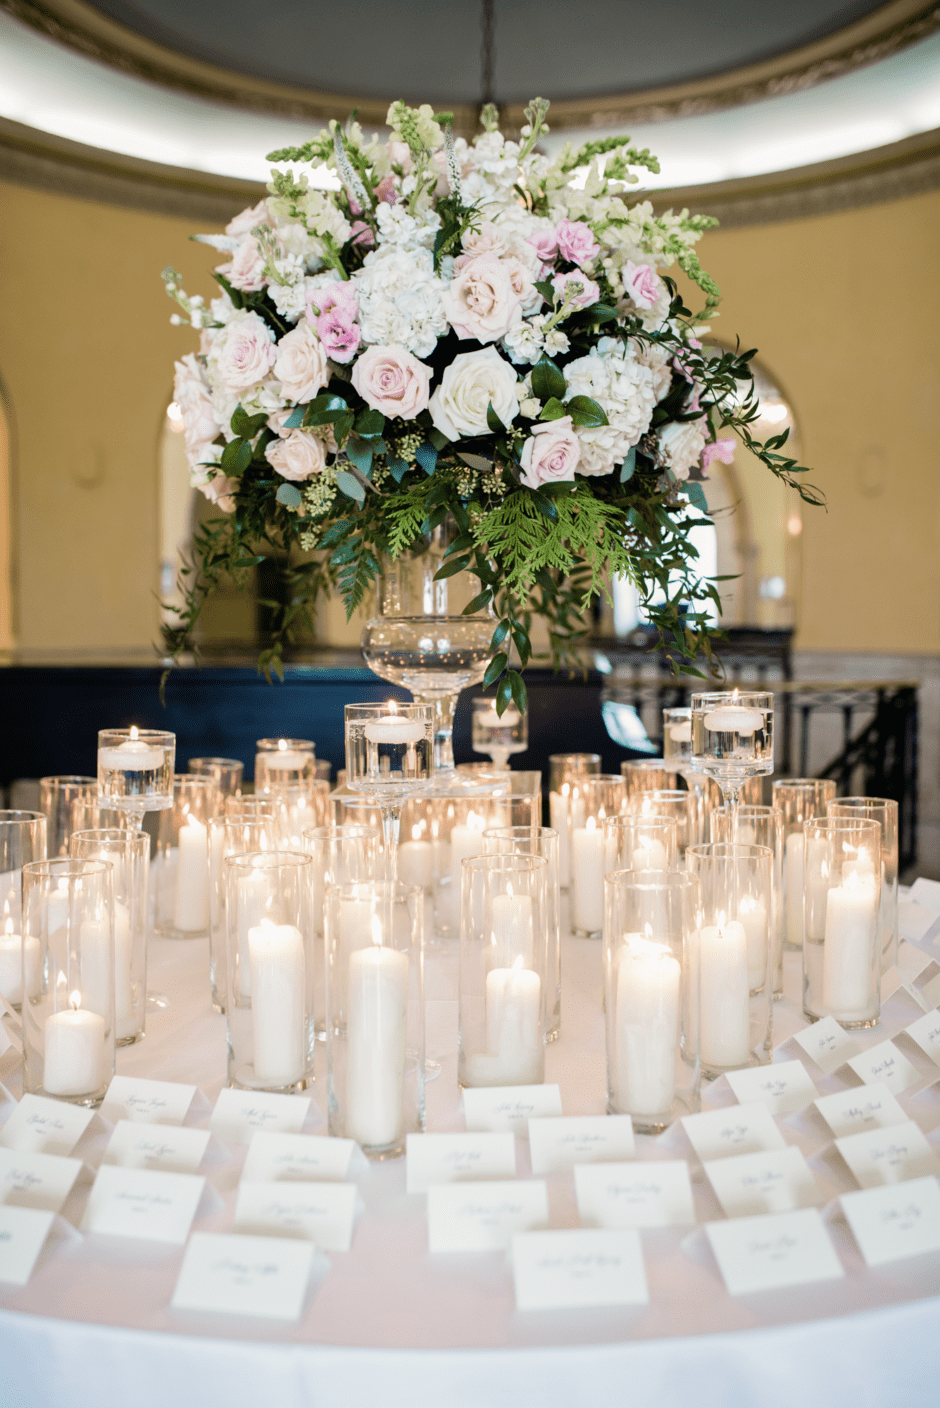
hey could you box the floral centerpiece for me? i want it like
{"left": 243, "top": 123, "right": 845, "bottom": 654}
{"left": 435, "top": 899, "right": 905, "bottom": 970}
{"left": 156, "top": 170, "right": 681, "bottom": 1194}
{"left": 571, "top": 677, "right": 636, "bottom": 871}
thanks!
{"left": 163, "top": 98, "right": 819, "bottom": 711}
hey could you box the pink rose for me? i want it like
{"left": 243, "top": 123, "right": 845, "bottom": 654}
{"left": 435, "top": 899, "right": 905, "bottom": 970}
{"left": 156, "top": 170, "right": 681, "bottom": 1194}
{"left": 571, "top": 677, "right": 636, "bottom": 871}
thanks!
{"left": 527, "top": 228, "right": 558, "bottom": 268}
{"left": 555, "top": 219, "right": 598, "bottom": 268}
{"left": 551, "top": 270, "right": 600, "bottom": 310}
{"left": 351, "top": 344, "right": 432, "bottom": 419}
{"left": 702, "top": 438, "right": 736, "bottom": 469}
{"left": 519, "top": 416, "right": 581, "bottom": 489}
{"left": 173, "top": 354, "right": 220, "bottom": 463}
{"left": 505, "top": 257, "right": 540, "bottom": 315}
{"left": 198, "top": 472, "right": 238, "bottom": 514}
{"left": 224, "top": 237, "right": 268, "bottom": 292}
{"left": 264, "top": 430, "right": 326, "bottom": 481}
{"left": 317, "top": 306, "right": 360, "bottom": 364}
{"left": 225, "top": 200, "right": 271, "bottom": 239}
{"left": 461, "top": 223, "right": 507, "bottom": 258}
{"left": 442, "top": 254, "right": 523, "bottom": 343}
{"left": 623, "top": 261, "right": 664, "bottom": 311}
{"left": 214, "top": 312, "right": 276, "bottom": 392}
{"left": 273, "top": 322, "right": 329, "bottom": 403}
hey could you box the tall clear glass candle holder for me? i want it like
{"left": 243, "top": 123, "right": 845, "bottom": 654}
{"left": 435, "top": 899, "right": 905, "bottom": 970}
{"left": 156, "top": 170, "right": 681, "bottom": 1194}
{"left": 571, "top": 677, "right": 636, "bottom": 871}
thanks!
{"left": 224, "top": 850, "right": 315, "bottom": 1092}
{"left": 568, "top": 775, "right": 627, "bottom": 938}
{"left": 270, "top": 779, "right": 331, "bottom": 851}
{"left": 663, "top": 707, "right": 717, "bottom": 844}
{"left": 690, "top": 692, "right": 774, "bottom": 827}
{"left": 484, "top": 827, "right": 560, "bottom": 1041}
{"left": 603, "top": 813, "right": 678, "bottom": 877}
{"left": 305, "top": 824, "right": 379, "bottom": 1039}
{"left": 154, "top": 775, "right": 220, "bottom": 940}
{"left": 712, "top": 805, "right": 785, "bottom": 998}
{"left": 188, "top": 757, "right": 244, "bottom": 798}
{"left": 344, "top": 702, "right": 435, "bottom": 884}
{"left": 628, "top": 790, "right": 694, "bottom": 864}
{"left": 209, "top": 810, "right": 279, "bottom": 1014}
{"left": 431, "top": 788, "right": 512, "bottom": 938}
{"left": 604, "top": 869, "right": 701, "bottom": 1132}
{"left": 662, "top": 708, "right": 693, "bottom": 769}
{"left": 97, "top": 727, "right": 175, "bottom": 831}
{"left": 548, "top": 754, "right": 601, "bottom": 890}
{"left": 255, "top": 738, "right": 316, "bottom": 792}
{"left": 772, "top": 780, "right": 837, "bottom": 950}
{"left": 70, "top": 828, "right": 149, "bottom": 1044}
{"left": 22, "top": 857, "right": 115, "bottom": 1105}
{"left": 325, "top": 880, "right": 424, "bottom": 1157}
{"left": 828, "top": 797, "right": 898, "bottom": 973}
{"left": 70, "top": 797, "right": 122, "bottom": 835}
{"left": 39, "top": 778, "right": 96, "bottom": 858}
{"left": 471, "top": 695, "right": 528, "bottom": 770}
{"left": 397, "top": 798, "right": 437, "bottom": 890}
{"left": 685, "top": 842, "right": 774, "bottom": 1076}
{"left": 802, "top": 817, "right": 882, "bottom": 1028}
{"left": 621, "top": 758, "right": 677, "bottom": 798}
{"left": 0, "top": 811, "right": 47, "bottom": 1010}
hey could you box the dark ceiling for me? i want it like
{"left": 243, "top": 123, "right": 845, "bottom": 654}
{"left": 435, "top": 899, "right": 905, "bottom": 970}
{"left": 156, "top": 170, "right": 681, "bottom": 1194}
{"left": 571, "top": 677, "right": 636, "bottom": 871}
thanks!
{"left": 84, "top": 0, "right": 892, "bottom": 104}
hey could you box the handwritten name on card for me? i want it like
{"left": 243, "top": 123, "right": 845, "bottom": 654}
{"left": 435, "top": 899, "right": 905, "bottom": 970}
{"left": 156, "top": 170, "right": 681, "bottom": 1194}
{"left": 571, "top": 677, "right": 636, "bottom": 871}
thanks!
{"left": 103, "top": 1121, "right": 210, "bottom": 1175}
{"left": 0, "top": 1095, "right": 93, "bottom": 1157}
{"left": 791, "top": 1017, "right": 859, "bottom": 1076}
{"left": 101, "top": 1076, "right": 196, "bottom": 1127}
{"left": 172, "top": 1232, "right": 316, "bottom": 1321}
{"left": 241, "top": 1132, "right": 354, "bottom": 1185}
{"left": 0, "top": 1147, "right": 82, "bottom": 1214}
{"left": 704, "top": 1208, "right": 845, "bottom": 1296}
{"left": 462, "top": 1085, "right": 562, "bottom": 1136}
{"left": 406, "top": 1133, "right": 516, "bottom": 1194}
{"left": 575, "top": 1160, "right": 695, "bottom": 1229}
{"left": 904, "top": 1011, "right": 940, "bottom": 1067}
{"left": 814, "top": 1084, "right": 908, "bottom": 1139}
{"left": 703, "top": 1148, "right": 823, "bottom": 1219}
{"left": 210, "top": 1089, "right": 311, "bottom": 1144}
{"left": 726, "top": 1062, "right": 818, "bottom": 1118}
{"left": 234, "top": 1180, "right": 357, "bottom": 1252}
{"left": 528, "top": 1116, "right": 634, "bottom": 1175}
{"left": 682, "top": 1103, "right": 786, "bottom": 1164}
{"left": 427, "top": 1180, "right": 548, "bottom": 1253}
{"left": 841, "top": 1176, "right": 940, "bottom": 1266}
{"left": 511, "top": 1228, "right": 649, "bottom": 1311}
{"left": 848, "top": 1041, "right": 921, "bottom": 1094}
{"left": 0, "top": 1205, "right": 56, "bottom": 1286}
{"left": 835, "top": 1120, "right": 938, "bottom": 1190}
{"left": 83, "top": 1165, "right": 205, "bottom": 1244}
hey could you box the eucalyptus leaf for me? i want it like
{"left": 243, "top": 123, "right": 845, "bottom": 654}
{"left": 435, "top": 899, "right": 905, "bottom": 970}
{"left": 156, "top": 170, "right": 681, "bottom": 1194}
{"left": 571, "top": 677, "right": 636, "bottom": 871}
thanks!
{"left": 620, "top": 446, "right": 636, "bottom": 483}
{"left": 387, "top": 455, "right": 409, "bottom": 484}
{"left": 345, "top": 436, "right": 373, "bottom": 475}
{"left": 457, "top": 452, "right": 492, "bottom": 472}
{"left": 335, "top": 470, "right": 365, "bottom": 503}
{"left": 415, "top": 441, "right": 438, "bottom": 475}
{"left": 275, "top": 482, "right": 303, "bottom": 508}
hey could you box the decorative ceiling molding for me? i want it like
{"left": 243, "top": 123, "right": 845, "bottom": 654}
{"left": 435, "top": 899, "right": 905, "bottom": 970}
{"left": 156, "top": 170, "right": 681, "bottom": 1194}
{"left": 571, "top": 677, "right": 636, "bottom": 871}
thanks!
{"left": 2, "top": 0, "right": 939, "bottom": 135}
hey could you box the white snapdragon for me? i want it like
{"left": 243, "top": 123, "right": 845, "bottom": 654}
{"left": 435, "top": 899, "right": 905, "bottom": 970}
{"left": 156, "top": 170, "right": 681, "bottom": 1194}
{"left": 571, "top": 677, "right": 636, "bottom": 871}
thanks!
{"left": 354, "top": 245, "right": 448, "bottom": 359}
{"left": 268, "top": 254, "right": 308, "bottom": 322}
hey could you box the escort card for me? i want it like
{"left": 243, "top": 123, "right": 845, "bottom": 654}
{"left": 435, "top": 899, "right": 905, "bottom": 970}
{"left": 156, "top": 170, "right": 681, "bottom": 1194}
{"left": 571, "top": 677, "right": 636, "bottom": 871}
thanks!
{"left": 101, "top": 1076, "right": 197, "bottom": 1127}
{"left": 704, "top": 1208, "right": 844, "bottom": 1295}
{"left": 904, "top": 1010, "right": 940, "bottom": 1066}
{"left": 791, "top": 1017, "right": 859, "bottom": 1075}
{"left": 703, "top": 1148, "right": 823, "bottom": 1219}
{"left": 83, "top": 1165, "right": 205, "bottom": 1244}
{"left": 847, "top": 1041, "right": 921, "bottom": 1094}
{"left": 0, "top": 1205, "right": 56, "bottom": 1285}
{"left": 575, "top": 1159, "right": 695, "bottom": 1229}
{"left": 0, "top": 1147, "right": 82, "bottom": 1213}
{"left": 210, "top": 1089, "right": 311, "bottom": 1143}
{"left": 528, "top": 1115, "right": 635, "bottom": 1175}
{"left": 682, "top": 1103, "right": 786, "bottom": 1163}
{"left": 406, "top": 1132, "right": 516, "bottom": 1194}
{"left": 511, "top": 1228, "right": 649, "bottom": 1311}
{"left": 835, "top": 1120, "right": 938, "bottom": 1189}
{"left": 234, "top": 1180, "right": 357, "bottom": 1252}
{"left": 814, "top": 1083, "right": 908, "bottom": 1139}
{"left": 103, "top": 1121, "right": 211, "bottom": 1174}
{"left": 726, "top": 1061, "right": 818, "bottom": 1117}
{"left": 427, "top": 1179, "right": 548, "bottom": 1252}
{"left": 172, "top": 1231, "right": 316, "bottom": 1321}
{"left": 841, "top": 1176, "right": 940, "bottom": 1266}
{"left": 0, "top": 1094, "right": 93, "bottom": 1156}
{"left": 242, "top": 1132, "right": 355, "bottom": 1185}
{"left": 462, "top": 1085, "right": 562, "bottom": 1136}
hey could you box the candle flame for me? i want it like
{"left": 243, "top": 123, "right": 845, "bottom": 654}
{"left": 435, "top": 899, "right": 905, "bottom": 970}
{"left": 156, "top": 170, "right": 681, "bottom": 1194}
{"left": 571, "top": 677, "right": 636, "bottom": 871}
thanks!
{"left": 69, "top": 990, "right": 81, "bottom": 1011}
{"left": 506, "top": 881, "right": 514, "bottom": 899}
{"left": 129, "top": 725, "right": 139, "bottom": 741}
{"left": 586, "top": 815, "right": 596, "bottom": 833}
{"left": 3, "top": 916, "right": 11, "bottom": 938}
{"left": 371, "top": 914, "right": 383, "bottom": 947}
{"left": 388, "top": 699, "right": 398, "bottom": 715}
{"left": 467, "top": 810, "right": 483, "bottom": 830}
{"left": 411, "top": 824, "right": 422, "bottom": 842}
{"left": 561, "top": 782, "right": 569, "bottom": 799}
{"left": 739, "top": 894, "right": 757, "bottom": 916}
{"left": 512, "top": 955, "right": 524, "bottom": 972}
{"left": 277, "top": 738, "right": 288, "bottom": 752}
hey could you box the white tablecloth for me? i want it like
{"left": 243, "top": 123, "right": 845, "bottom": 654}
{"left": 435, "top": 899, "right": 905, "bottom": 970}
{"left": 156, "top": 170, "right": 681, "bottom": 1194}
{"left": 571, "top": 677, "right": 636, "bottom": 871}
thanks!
{"left": 2, "top": 905, "right": 940, "bottom": 1408}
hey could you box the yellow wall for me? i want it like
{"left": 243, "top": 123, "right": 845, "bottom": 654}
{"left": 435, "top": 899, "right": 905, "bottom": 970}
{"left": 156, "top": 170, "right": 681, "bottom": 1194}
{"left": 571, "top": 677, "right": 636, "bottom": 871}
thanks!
{"left": 0, "top": 175, "right": 937, "bottom": 653}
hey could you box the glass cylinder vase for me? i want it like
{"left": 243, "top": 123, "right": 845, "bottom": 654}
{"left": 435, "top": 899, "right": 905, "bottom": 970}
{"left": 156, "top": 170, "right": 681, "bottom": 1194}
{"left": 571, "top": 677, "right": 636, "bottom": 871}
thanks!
{"left": 188, "top": 757, "right": 244, "bottom": 798}
{"left": 772, "top": 779, "right": 837, "bottom": 950}
{"left": 711, "top": 805, "right": 785, "bottom": 999}
{"left": 828, "top": 797, "right": 898, "bottom": 974}
{"left": 0, "top": 811, "right": 47, "bottom": 1009}
{"left": 70, "top": 828, "right": 149, "bottom": 1044}
{"left": 209, "top": 808, "right": 280, "bottom": 1014}
{"left": 483, "top": 826, "right": 560, "bottom": 1041}
{"left": 154, "top": 776, "right": 220, "bottom": 939}
{"left": 305, "top": 824, "right": 380, "bottom": 1039}
{"left": 255, "top": 738, "right": 316, "bottom": 791}
{"left": 39, "top": 778, "right": 96, "bottom": 858}
{"left": 621, "top": 758, "right": 677, "bottom": 797}
{"left": 548, "top": 753, "right": 601, "bottom": 890}
{"left": 628, "top": 790, "right": 694, "bottom": 864}
{"left": 568, "top": 775, "right": 627, "bottom": 938}
{"left": 802, "top": 817, "right": 882, "bottom": 1029}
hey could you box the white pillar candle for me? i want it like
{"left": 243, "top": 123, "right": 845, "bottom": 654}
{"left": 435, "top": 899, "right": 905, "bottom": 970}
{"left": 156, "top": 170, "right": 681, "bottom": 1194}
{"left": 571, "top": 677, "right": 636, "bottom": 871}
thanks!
{"left": 113, "top": 899, "right": 136, "bottom": 1040}
{"left": 699, "top": 920, "right": 751, "bottom": 1068}
{"left": 248, "top": 920, "right": 306, "bottom": 1085}
{"left": 78, "top": 917, "right": 113, "bottom": 1023}
{"left": 632, "top": 838, "right": 668, "bottom": 871}
{"left": 173, "top": 815, "right": 210, "bottom": 932}
{"left": 491, "top": 890, "right": 534, "bottom": 968}
{"left": 702, "top": 705, "right": 763, "bottom": 735}
{"left": 823, "top": 871, "right": 879, "bottom": 1016}
{"left": 44, "top": 998, "right": 106, "bottom": 1096}
{"left": 0, "top": 919, "right": 39, "bottom": 1007}
{"left": 670, "top": 720, "right": 692, "bottom": 744}
{"left": 737, "top": 895, "right": 768, "bottom": 990}
{"left": 785, "top": 831, "right": 804, "bottom": 946}
{"left": 334, "top": 898, "right": 375, "bottom": 1022}
{"left": 236, "top": 868, "right": 269, "bottom": 1000}
{"left": 571, "top": 817, "right": 605, "bottom": 933}
{"left": 345, "top": 940, "right": 409, "bottom": 1148}
{"left": 549, "top": 789, "right": 570, "bottom": 887}
{"left": 397, "top": 840, "right": 434, "bottom": 888}
{"left": 803, "top": 835, "right": 831, "bottom": 943}
{"left": 480, "top": 962, "right": 543, "bottom": 1085}
{"left": 616, "top": 937, "right": 681, "bottom": 1116}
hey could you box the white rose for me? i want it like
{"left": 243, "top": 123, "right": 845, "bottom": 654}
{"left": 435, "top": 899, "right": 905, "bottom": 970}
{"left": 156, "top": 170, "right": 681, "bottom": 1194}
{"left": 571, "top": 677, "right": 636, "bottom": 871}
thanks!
{"left": 264, "top": 430, "right": 326, "bottom": 481}
{"left": 273, "top": 322, "right": 329, "bottom": 403}
{"left": 225, "top": 237, "right": 268, "bottom": 292}
{"left": 211, "top": 312, "right": 276, "bottom": 392}
{"left": 442, "top": 254, "right": 522, "bottom": 343}
{"left": 429, "top": 347, "right": 520, "bottom": 441}
{"left": 658, "top": 419, "right": 707, "bottom": 481}
{"left": 173, "top": 353, "right": 220, "bottom": 463}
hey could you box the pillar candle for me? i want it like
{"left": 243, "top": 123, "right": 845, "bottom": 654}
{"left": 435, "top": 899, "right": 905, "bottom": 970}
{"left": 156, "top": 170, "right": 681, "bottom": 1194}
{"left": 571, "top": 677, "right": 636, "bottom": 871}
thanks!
{"left": 334, "top": 898, "right": 375, "bottom": 1023}
{"left": 632, "top": 838, "right": 668, "bottom": 871}
{"left": 480, "top": 963, "right": 543, "bottom": 1086}
{"left": 571, "top": 818, "right": 604, "bottom": 933}
{"left": 785, "top": 831, "right": 804, "bottom": 946}
{"left": 0, "top": 919, "right": 39, "bottom": 1007}
{"left": 236, "top": 869, "right": 269, "bottom": 1000}
{"left": 822, "top": 872, "right": 879, "bottom": 1016}
{"left": 43, "top": 1001, "right": 106, "bottom": 1096}
{"left": 491, "top": 890, "right": 534, "bottom": 967}
{"left": 699, "top": 920, "right": 751, "bottom": 1068}
{"left": 345, "top": 943, "right": 409, "bottom": 1148}
{"left": 737, "top": 895, "right": 768, "bottom": 990}
{"left": 79, "top": 918, "right": 112, "bottom": 1022}
{"left": 174, "top": 816, "right": 210, "bottom": 932}
{"left": 397, "top": 840, "right": 434, "bottom": 889}
{"left": 549, "top": 790, "right": 570, "bottom": 887}
{"left": 248, "top": 920, "right": 306, "bottom": 1085}
{"left": 616, "top": 937, "right": 681, "bottom": 1116}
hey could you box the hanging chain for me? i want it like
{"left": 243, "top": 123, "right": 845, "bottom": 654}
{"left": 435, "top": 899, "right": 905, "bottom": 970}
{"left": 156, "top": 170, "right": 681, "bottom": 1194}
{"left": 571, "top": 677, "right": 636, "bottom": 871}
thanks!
{"left": 480, "top": 0, "right": 496, "bottom": 108}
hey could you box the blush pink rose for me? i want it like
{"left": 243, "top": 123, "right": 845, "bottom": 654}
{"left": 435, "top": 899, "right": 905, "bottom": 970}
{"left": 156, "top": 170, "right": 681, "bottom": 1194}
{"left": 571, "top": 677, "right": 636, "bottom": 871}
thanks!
{"left": 273, "top": 322, "right": 329, "bottom": 403}
{"left": 173, "top": 354, "right": 220, "bottom": 463}
{"left": 225, "top": 237, "right": 268, "bottom": 292}
{"left": 702, "top": 437, "right": 736, "bottom": 469}
{"left": 264, "top": 430, "right": 326, "bottom": 481}
{"left": 317, "top": 307, "right": 360, "bottom": 363}
{"left": 551, "top": 270, "right": 600, "bottom": 310}
{"left": 527, "top": 228, "right": 558, "bottom": 268}
{"left": 214, "top": 313, "right": 276, "bottom": 391}
{"left": 225, "top": 200, "right": 271, "bottom": 238}
{"left": 351, "top": 344, "right": 432, "bottom": 419}
{"left": 442, "top": 254, "right": 523, "bottom": 343}
{"left": 461, "top": 223, "right": 507, "bottom": 258}
{"left": 554, "top": 219, "right": 598, "bottom": 268}
{"left": 623, "top": 261, "right": 664, "bottom": 311}
{"left": 519, "top": 416, "right": 581, "bottom": 489}
{"left": 198, "top": 472, "right": 238, "bottom": 514}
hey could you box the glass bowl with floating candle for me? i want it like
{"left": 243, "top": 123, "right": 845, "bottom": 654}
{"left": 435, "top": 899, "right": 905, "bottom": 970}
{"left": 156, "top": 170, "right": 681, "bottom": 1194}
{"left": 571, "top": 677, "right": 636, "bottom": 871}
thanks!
{"left": 827, "top": 797, "right": 898, "bottom": 974}
{"left": 70, "top": 829, "right": 149, "bottom": 1045}
{"left": 153, "top": 775, "right": 221, "bottom": 941}
{"left": 802, "top": 816, "right": 882, "bottom": 1029}
{"left": 254, "top": 738, "right": 316, "bottom": 792}
{"left": 690, "top": 692, "right": 774, "bottom": 826}
{"left": 97, "top": 727, "right": 175, "bottom": 830}
{"left": 471, "top": 695, "right": 528, "bottom": 770}
{"left": 344, "top": 702, "right": 435, "bottom": 884}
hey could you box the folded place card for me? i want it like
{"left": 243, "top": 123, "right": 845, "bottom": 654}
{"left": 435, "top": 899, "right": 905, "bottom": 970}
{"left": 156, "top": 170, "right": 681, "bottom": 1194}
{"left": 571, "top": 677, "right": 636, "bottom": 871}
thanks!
{"left": 814, "top": 1083, "right": 908, "bottom": 1139}
{"left": 0, "top": 1205, "right": 56, "bottom": 1285}
{"left": 511, "top": 1227, "right": 649, "bottom": 1311}
{"left": 791, "top": 1017, "right": 859, "bottom": 1076}
{"left": 0, "top": 1094, "right": 93, "bottom": 1157}
{"left": 841, "top": 1176, "right": 940, "bottom": 1266}
{"left": 82, "top": 1164, "right": 206, "bottom": 1244}
{"left": 100, "top": 1076, "right": 197, "bottom": 1127}
{"left": 726, "top": 1062, "right": 819, "bottom": 1118}
{"left": 210, "top": 1089, "right": 311, "bottom": 1143}
{"left": 899, "top": 899, "right": 940, "bottom": 945}
{"left": 904, "top": 1011, "right": 940, "bottom": 1067}
{"left": 703, "top": 1148, "right": 823, "bottom": 1219}
{"left": 835, "top": 1120, "right": 938, "bottom": 1189}
{"left": 427, "top": 1179, "right": 548, "bottom": 1252}
{"left": 847, "top": 1041, "right": 921, "bottom": 1094}
{"left": 574, "top": 1159, "right": 695, "bottom": 1229}
{"left": 462, "top": 1085, "right": 562, "bottom": 1136}
{"left": 682, "top": 1103, "right": 786, "bottom": 1164}
{"left": 704, "top": 1208, "right": 844, "bottom": 1295}
{"left": 0, "top": 1147, "right": 82, "bottom": 1213}
{"left": 172, "top": 1231, "right": 316, "bottom": 1321}
{"left": 241, "top": 1132, "right": 355, "bottom": 1185}
{"left": 406, "top": 1132, "right": 516, "bottom": 1194}
{"left": 233, "top": 1179, "right": 357, "bottom": 1252}
{"left": 103, "top": 1121, "right": 211, "bottom": 1175}
{"left": 528, "top": 1115, "right": 635, "bottom": 1175}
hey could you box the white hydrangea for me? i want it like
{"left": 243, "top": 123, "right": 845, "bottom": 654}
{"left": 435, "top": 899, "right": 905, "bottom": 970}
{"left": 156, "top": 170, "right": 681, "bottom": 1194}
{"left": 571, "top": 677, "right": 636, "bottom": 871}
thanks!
{"left": 373, "top": 202, "right": 440, "bottom": 253}
{"left": 354, "top": 245, "right": 448, "bottom": 358}
{"left": 631, "top": 338, "right": 673, "bottom": 402}
{"left": 273, "top": 221, "right": 324, "bottom": 272}
{"left": 502, "top": 320, "right": 544, "bottom": 365}
{"left": 564, "top": 337, "right": 656, "bottom": 476}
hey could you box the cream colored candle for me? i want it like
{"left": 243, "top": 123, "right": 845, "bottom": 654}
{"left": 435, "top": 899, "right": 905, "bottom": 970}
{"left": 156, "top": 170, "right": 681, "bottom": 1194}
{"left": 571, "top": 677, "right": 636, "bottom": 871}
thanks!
{"left": 248, "top": 919, "right": 306, "bottom": 1085}
{"left": 699, "top": 919, "right": 750, "bottom": 1068}
{"left": 44, "top": 996, "right": 106, "bottom": 1097}
{"left": 571, "top": 816, "right": 604, "bottom": 932}
{"left": 174, "top": 815, "right": 209, "bottom": 932}
{"left": 345, "top": 933, "right": 409, "bottom": 1148}
{"left": 616, "top": 937, "right": 681, "bottom": 1115}
{"left": 823, "top": 870, "right": 879, "bottom": 1016}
